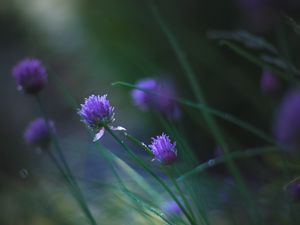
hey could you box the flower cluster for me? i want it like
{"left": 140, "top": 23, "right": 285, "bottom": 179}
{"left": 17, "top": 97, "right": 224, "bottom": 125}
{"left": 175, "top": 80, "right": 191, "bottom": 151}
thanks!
{"left": 12, "top": 56, "right": 178, "bottom": 166}
{"left": 149, "top": 133, "right": 177, "bottom": 165}
{"left": 12, "top": 58, "right": 47, "bottom": 95}
{"left": 131, "top": 78, "right": 180, "bottom": 119}
{"left": 24, "top": 117, "right": 54, "bottom": 149}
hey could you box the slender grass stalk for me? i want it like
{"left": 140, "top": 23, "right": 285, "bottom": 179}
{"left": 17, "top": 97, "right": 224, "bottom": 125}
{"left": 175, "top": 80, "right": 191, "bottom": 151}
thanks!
{"left": 120, "top": 131, "right": 154, "bottom": 156}
{"left": 105, "top": 127, "right": 197, "bottom": 225}
{"left": 220, "top": 40, "right": 300, "bottom": 85}
{"left": 49, "top": 71, "right": 166, "bottom": 214}
{"left": 122, "top": 188, "right": 175, "bottom": 225}
{"left": 120, "top": 129, "right": 199, "bottom": 223}
{"left": 133, "top": 4, "right": 264, "bottom": 222}
{"left": 155, "top": 114, "right": 212, "bottom": 225}
{"left": 45, "top": 149, "right": 94, "bottom": 212}
{"left": 178, "top": 146, "right": 279, "bottom": 181}
{"left": 155, "top": 113, "right": 196, "bottom": 166}
{"left": 163, "top": 167, "right": 197, "bottom": 223}
{"left": 120, "top": 128, "right": 211, "bottom": 225}
{"left": 112, "top": 81, "right": 277, "bottom": 145}
{"left": 35, "top": 95, "right": 98, "bottom": 225}
{"left": 273, "top": 25, "right": 297, "bottom": 225}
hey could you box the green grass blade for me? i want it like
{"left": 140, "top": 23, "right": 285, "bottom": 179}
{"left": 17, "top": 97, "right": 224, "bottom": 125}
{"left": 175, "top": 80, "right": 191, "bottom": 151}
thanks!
{"left": 220, "top": 40, "right": 300, "bottom": 84}
{"left": 106, "top": 127, "right": 197, "bottom": 225}
{"left": 36, "top": 95, "right": 98, "bottom": 225}
{"left": 178, "top": 146, "right": 279, "bottom": 181}
{"left": 122, "top": 189, "right": 175, "bottom": 225}
{"left": 112, "top": 81, "right": 277, "bottom": 145}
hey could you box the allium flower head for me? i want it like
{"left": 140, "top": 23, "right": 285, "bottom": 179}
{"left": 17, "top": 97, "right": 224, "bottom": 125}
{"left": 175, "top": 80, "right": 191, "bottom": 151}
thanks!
{"left": 131, "top": 78, "right": 180, "bottom": 119}
{"left": 78, "top": 94, "right": 125, "bottom": 141}
{"left": 12, "top": 58, "right": 47, "bottom": 94}
{"left": 24, "top": 118, "right": 54, "bottom": 149}
{"left": 273, "top": 89, "right": 300, "bottom": 150}
{"left": 260, "top": 69, "right": 281, "bottom": 96}
{"left": 149, "top": 133, "right": 177, "bottom": 165}
{"left": 286, "top": 180, "right": 300, "bottom": 202}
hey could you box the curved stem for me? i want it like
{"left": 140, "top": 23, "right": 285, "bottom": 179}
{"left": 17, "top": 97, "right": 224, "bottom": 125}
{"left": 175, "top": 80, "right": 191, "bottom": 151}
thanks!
{"left": 106, "top": 127, "right": 197, "bottom": 225}
{"left": 36, "top": 95, "right": 97, "bottom": 225}
{"left": 163, "top": 167, "right": 198, "bottom": 224}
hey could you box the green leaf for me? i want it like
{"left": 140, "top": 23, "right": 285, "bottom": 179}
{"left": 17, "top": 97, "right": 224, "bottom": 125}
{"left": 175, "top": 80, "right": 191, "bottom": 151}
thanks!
{"left": 208, "top": 30, "right": 278, "bottom": 54}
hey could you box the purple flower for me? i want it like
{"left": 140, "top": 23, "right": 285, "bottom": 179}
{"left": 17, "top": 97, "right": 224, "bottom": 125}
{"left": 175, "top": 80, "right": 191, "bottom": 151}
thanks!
{"left": 273, "top": 89, "right": 300, "bottom": 150}
{"left": 131, "top": 78, "right": 180, "bottom": 119}
{"left": 162, "top": 200, "right": 181, "bottom": 216}
{"left": 260, "top": 69, "right": 281, "bottom": 96}
{"left": 149, "top": 133, "right": 177, "bottom": 165}
{"left": 24, "top": 118, "right": 54, "bottom": 149}
{"left": 78, "top": 95, "right": 125, "bottom": 141}
{"left": 286, "top": 180, "right": 300, "bottom": 202}
{"left": 12, "top": 58, "right": 47, "bottom": 95}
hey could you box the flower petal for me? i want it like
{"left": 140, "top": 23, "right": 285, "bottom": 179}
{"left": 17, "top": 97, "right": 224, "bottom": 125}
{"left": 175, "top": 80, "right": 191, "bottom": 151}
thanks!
{"left": 93, "top": 128, "right": 105, "bottom": 142}
{"left": 110, "top": 126, "right": 126, "bottom": 131}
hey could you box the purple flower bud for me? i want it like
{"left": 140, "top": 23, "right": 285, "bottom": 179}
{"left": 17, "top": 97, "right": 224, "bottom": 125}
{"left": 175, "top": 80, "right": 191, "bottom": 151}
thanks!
{"left": 162, "top": 200, "right": 181, "bottom": 216}
{"left": 12, "top": 58, "right": 47, "bottom": 95}
{"left": 260, "top": 69, "right": 281, "bottom": 96}
{"left": 273, "top": 89, "right": 300, "bottom": 150}
{"left": 131, "top": 78, "right": 180, "bottom": 119}
{"left": 149, "top": 133, "right": 177, "bottom": 165}
{"left": 24, "top": 118, "right": 54, "bottom": 149}
{"left": 286, "top": 180, "right": 300, "bottom": 202}
{"left": 78, "top": 94, "right": 115, "bottom": 130}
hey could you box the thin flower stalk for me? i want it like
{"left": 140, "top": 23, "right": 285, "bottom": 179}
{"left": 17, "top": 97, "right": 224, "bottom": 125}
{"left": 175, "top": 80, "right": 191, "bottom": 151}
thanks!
{"left": 105, "top": 127, "right": 197, "bottom": 225}
{"left": 36, "top": 95, "right": 98, "bottom": 225}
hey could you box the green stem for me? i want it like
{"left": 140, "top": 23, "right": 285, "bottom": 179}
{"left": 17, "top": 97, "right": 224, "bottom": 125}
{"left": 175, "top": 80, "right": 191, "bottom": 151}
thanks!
{"left": 178, "top": 146, "right": 278, "bottom": 181}
{"left": 36, "top": 95, "right": 97, "bottom": 225}
{"left": 112, "top": 81, "right": 277, "bottom": 145}
{"left": 120, "top": 131, "right": 153, "bottom": 156}
{"left": 106, "top": 127, "right": 197, "bottom": 225}
{"left": 146, "top": 4, "right": 265, "bottom": 222}
{"left": 163, "top": 167, "right": 198, "bottom": 224}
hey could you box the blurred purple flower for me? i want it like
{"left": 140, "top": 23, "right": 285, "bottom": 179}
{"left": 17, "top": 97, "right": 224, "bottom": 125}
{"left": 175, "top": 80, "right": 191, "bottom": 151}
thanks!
{"left": 78, "top": 95, "right": 125, "bottom": 141}
{"left": 237, "top": 0, "right": 300, "bottom": 32}
{"left": 24, "top": 118, "right": 54, "bottom": 149}
{"left": 219, "top": 178, "right": 235, "bottom": 204}
{"left": 260, "top": 69, "right": 281, "bottom": 96}
{"left": 12, "top": 58, "right": 47, "bottom": 95}
{"left": 273, "top": 89, "right": 300, "bottom": 150}
{"left": 214, "top": 145, "right": 223, "bottom": 158}
{"left": 162, "top": 200, "right": 181, "bottom": 216}
{"left": 131, "top": 78, "right": 180, "bottom": 119}
{"left": 286, "top": 180, "right": 300, "bottom": 202}
{"left": 149, "top": 133, "right": 177, "bottom": 165}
